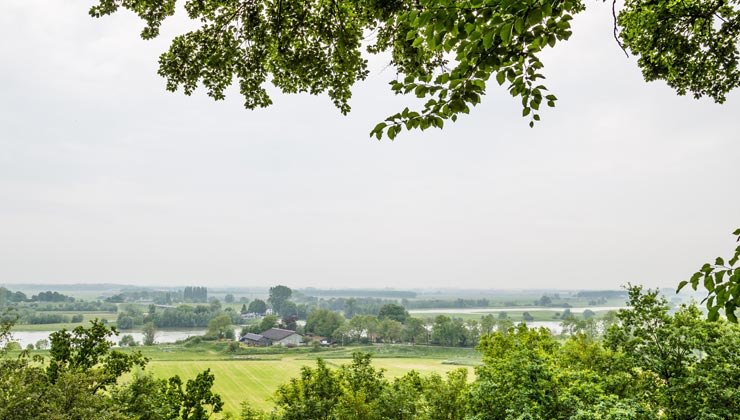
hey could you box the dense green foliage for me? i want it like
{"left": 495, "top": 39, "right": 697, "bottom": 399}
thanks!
{"left": 0, "top": 287, "right": 116, "bottom": 326}
{"left": 0, "top": 320, "right": 224, "bottom": 420}
{"left": 619, "top": 0, "right": 740, "bottom": 103}
{"left": 305, "top": 309, "right": 345, "bottom": 340}
{"left": 268, "top": 285, "right": 293, "bottom": 317}
{"left": 0, "top": 288, "right": 27, "bottom": 304}
{"left": 240, "top": 353, "right": 469, "bottom": 420}
{"left": 5, "top": 285, "right": 740, "bottom": 418}
{"left": 247, "top": 299, "right": 268, "bottom": 315}
{"left": 89, "top": 0, "right": 740, "bottom": 138}
{"left": 678, "top": 227, "right": 740, "bottom": 322}
{"left": 206, "top": 315, "right": 235, "bottom": 340}
{"left": 238, "top": 286, "right": 740, "bottom": 419}
{"left": 32, "top": 290, "right": 75, "bottom": 302}
{"left": 117, "top": 301, "right": 241, "bottom": 329}
{"left": 377, "top": 303, "right": 410, "bottom": 323}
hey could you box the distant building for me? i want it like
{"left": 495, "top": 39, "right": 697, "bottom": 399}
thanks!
{"left": 240, "top": 333, "right": 270, "bottom": 346}
{"left": 239, "top": 328, "right": 303, "bottom": 346}
{"left": 260, "top": 328, "right": 303, "bottom": 346}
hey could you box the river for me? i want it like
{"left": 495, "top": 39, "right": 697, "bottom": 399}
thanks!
{"left": 8, "top": 328, "right": 207, "bottom": 348}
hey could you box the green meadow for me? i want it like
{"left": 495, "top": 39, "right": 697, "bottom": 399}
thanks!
{"left": 133, "top": 343, "right": 480, "bottom": 415}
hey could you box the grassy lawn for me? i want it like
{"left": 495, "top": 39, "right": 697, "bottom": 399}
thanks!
{"left": 144, "top": 355, "right": 473, "bottom": 415}
{"left": 125, "top": 343, "right": 481, "bottom": 415}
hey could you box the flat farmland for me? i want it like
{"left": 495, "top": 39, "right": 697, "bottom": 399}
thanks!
{"left": 144, "top": 355, "right": 474, "bottom": 415}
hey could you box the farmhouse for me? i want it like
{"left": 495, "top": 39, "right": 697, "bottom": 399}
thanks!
{"left": 240, "top": 332, "right": 270, "bottom": 346}
{"left": 261, "top": 328, "right": 303, "bottom": 346}
{"left": 239, "top": 328, "right": 303, "bottom": 346}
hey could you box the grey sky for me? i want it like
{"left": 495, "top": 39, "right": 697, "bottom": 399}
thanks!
{"left": 1, "top": 1, "right": 738, "bottom": 290}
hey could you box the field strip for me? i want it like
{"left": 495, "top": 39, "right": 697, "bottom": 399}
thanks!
{"left": 145, "top": 356, "right": 471, "bottom": 415}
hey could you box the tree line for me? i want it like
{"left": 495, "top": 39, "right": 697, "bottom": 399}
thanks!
{"left": 246, "top": 286, "right": 740, "bottom": 419}
{"left": 183, "top": 286, "right": 208, "bottom": 303}
{"left": 116, "top": 301, "right": 241, "bottom": 330}
{"left": 3, "top": 285, "right": 740, "bottom": 419}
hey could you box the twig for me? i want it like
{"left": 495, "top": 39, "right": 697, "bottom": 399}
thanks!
{"left": 613, "top": 0, "right": 629, "bottom": 57}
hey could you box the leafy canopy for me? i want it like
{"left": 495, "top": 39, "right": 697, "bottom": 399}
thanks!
{"left": 678, "top": 227, "right": 740, "bottom": 322}
{"left": 89, "top": 0, "right": 740, "bottom": 139}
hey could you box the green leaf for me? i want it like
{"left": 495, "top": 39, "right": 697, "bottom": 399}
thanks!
{"left": 677, "top": 280, "right": 688, "bottom": 292}
{"left": 542, "top": 3, "right": 553, "bottom": 17}
{"left": 496, "top": 71, "right": 506, "bottom": 86}
{"left": 514, "top": 18, "right": 524, "bottom": 35}
{"left": 715, "top": 270, "right": 726, "bottom": 284}
{"left": 708, "top": 307, "right": 719, "bottom": 321}
{"left": 727, "top": 310, "right": 738, "bottom": 323}
{"left": 691, "top": 275, "right": 700, "bottom": 290}
{"left": 372, "top": 122, "right": 387, "bottom": 133}
{"left": 483, "top": 30, "right": 494, "bottom": 50}
{"left": 526, "top": 8, "right": 542, "bottom": 27}
{"left": 500, "top": 23, "right": 513, "bottom": 44}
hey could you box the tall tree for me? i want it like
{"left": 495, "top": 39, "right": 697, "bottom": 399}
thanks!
{"left": 268, "top": 285, "right": 292, "bottom": 317}
{"left": 305, "top": 309, "right": 345, "bottom": 341}
{"left": 142, "top": 322, "right": 157, "bottom": 346}
{"left": 605, "top": 285, "right": 740, "bottom": 418}
{"left": 247, "top": 299, "right": 267, "bottom": 315}
{"left": 206, "top": 315, "right": 233, "bottom": 340}
{"left": 377, "top": 303, "right": 409, "bottom": 323}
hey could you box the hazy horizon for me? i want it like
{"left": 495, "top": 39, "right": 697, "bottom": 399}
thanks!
{"left": 1, "top": 2, "right": 738, "bottom": 291}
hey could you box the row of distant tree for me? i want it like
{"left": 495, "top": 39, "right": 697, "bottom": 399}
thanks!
{"left": 3, "top": 286, "right": 738, "bottom": 419}
{"left": 242, "top": 287, "right": 740, "bottom": 420}
{"left": 116, "top": 300, "right": 242, "bottom": 329}
{"left": 0, "top": 288, "right": 76, "bottom": 306}
{"left": 106, "top": 286, "right": 212, "bottom": 304}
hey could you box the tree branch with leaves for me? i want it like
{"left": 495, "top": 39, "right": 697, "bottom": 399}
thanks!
{"left": 678, "top": 228, "right": 740, "bottom": 322}
{"left": 89, "top": 0, "right": 740, "bottom": 139}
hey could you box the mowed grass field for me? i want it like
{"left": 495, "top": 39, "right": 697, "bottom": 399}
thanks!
{"left": 142, "top": 350, "right": 476, "bottom": 415}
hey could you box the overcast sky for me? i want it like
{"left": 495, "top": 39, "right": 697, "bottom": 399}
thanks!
{"left": 1, "top": 1, "right": 738, "bottom": 291}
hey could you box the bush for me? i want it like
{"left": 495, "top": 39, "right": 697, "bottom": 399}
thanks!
{"left": 3, "top": 342, "right": 21, "bottom": 351}
{"left": 182, "top": 336, "right": 202, "bottom": 347}
{"left": 119, "top": 334, "right": 138, "bottom": 347}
